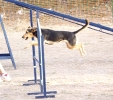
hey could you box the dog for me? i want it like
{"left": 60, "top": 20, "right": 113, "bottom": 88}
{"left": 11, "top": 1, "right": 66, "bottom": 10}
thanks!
{"left": 22, "top": 19, "right": 89, "bottom": 56}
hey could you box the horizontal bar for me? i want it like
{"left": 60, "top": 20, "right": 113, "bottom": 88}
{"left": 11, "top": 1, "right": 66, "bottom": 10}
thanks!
{"left": 0, "top": 53, "right": 10, "bottom": 56}
{"left": 4, "top": 0, "right": 113, "bottom": 33}
{"left": 0, "top": 53, "right": 11, "bottom": 59}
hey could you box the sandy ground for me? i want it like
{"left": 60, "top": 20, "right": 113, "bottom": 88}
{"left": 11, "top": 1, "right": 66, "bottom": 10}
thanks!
{"left": 0, "top": 23, "right": 113, "bottom": 100}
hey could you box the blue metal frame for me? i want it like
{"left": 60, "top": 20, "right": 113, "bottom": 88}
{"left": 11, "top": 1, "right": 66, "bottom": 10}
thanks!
{"left": 23, "top": 10, "right": 38, "bottom": 85}
{"left": 4, "top": 0, "right": 113, "bottom": 34}
{"left": 0, "top": 15, "right": 16, "bottom": 69}
{"left": 27, "top": 11, "right": 57, "bottom": 98}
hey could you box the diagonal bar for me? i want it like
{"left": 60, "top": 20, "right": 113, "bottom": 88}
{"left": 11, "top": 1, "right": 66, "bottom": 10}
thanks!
{"left": 4, "top": 0, "right": 113, "bottom": 33}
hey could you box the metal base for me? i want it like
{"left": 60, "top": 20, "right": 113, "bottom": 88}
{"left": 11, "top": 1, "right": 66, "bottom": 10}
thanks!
{"left": 35, "top": 95, "right": 55, "bottom": 99}
{"left": 28, "top": 79, "right": 40, "bottom": 83}
{"left": 23, "top": 79, "right": 40, "bottom": 86}
{"left": 28, "top": 91, "right": 57, "bottom": 95}
{"left": 28, "top": 91, "right": 57, "bottom": 99}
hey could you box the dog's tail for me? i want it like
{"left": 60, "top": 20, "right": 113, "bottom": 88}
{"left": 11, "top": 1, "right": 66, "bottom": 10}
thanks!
{"left": 73, "top": 19, "right": 89, "bottom": 34}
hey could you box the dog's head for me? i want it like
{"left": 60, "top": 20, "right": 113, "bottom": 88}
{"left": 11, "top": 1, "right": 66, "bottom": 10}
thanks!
{"left": 22, "top": 27, "right": 36, "bottom": 40}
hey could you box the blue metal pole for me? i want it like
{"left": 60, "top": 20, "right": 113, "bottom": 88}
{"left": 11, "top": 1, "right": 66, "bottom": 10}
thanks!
{"left": 41, "top": 35, "right": 47, "bottom": 97}
{"left": 36, "top": 10, "right": 43, "bottom": 93}
{"left": 30, "top": 9, "right": 37, "bottom": 84}
{"left": 36, "top": 11, "right": 47, "bottom": 97}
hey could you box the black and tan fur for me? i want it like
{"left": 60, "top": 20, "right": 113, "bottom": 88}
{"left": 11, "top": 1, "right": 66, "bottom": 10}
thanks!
{"left": 22, "top": 19, "right": 89, "bottom": 56}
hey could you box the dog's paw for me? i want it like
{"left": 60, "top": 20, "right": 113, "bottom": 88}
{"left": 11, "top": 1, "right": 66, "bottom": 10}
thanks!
{"left": 81, "top": 53, "right": 85, "bottom": 57}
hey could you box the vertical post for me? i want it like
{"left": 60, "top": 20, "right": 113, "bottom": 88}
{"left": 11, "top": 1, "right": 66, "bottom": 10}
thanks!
{"left": 41, "top": 35, "right": 47, "bottom": 97}
{"left": 30, "top": 9, "right": 37, "bottom": 84}
{"left": 36, "top": 10, "right": 43, "bottom": 93}
{"left": 36, "top": 10, "right": 47, "bottom": 97}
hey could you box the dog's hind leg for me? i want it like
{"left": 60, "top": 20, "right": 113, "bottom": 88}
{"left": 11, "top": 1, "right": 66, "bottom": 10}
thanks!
{"left": 79, "top": 44, "right": 86, "bottom": 56}
{"left": 78, "top": 44, "right": 86, "bottom": 56}
{"left": 24, "top": 41, "right": 38, "bottom": 49}
{"left": 73, "top": 44, "right": 85, "bottom": 56}
{"left": 81, "top": 44, "right": 86, "bottom": 54}
{"left": 64, "top": 40, "right": 85, "bottom": 56}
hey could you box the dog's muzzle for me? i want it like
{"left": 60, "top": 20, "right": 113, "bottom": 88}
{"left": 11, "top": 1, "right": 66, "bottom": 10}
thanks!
{"left": 22, "top": 36, "right": 28, "bottom": 40}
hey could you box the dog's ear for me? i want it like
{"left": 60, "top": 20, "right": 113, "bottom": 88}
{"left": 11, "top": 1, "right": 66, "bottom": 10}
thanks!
{"left": 28, "top": 26, "right": 33, "bottom": 29}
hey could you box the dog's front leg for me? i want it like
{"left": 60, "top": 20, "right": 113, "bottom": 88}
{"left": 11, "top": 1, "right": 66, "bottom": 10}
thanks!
{"left": 24, "top": 41, "right": 38, "bottom": 49}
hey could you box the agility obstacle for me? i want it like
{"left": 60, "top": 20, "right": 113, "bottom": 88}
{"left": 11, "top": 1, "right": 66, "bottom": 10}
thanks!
{"left": 26, "top": 10, "right": 57, "bottom": 98}
{"left": 0, "top": 15, "right": 16, "bottom": 69}
{"left": 4, "top": 0, "right": 113, "bottom": 99}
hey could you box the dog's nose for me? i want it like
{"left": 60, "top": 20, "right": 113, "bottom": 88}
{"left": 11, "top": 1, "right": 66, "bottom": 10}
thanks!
{"left": 22, "top": 36, "right": 24, "bottom": 38}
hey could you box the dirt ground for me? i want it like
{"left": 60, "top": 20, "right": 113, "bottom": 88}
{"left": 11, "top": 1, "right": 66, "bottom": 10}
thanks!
{"left": 0, "top": 22, "right": 113, "bottom": 100}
